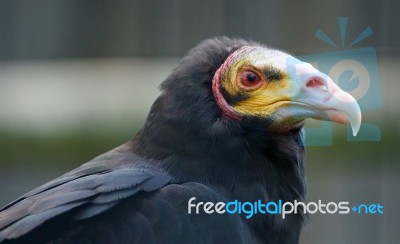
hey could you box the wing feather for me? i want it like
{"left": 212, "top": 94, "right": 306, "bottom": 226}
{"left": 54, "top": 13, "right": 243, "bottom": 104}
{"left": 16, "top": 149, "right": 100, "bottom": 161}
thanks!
{"left": 0, "top": 159, "right": 171, "bottom": 241}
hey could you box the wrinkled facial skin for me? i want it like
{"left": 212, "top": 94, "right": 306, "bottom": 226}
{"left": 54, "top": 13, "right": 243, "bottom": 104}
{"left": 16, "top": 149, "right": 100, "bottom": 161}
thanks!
{"left": 212, "top": 46, "right": 361, "bottom": 135}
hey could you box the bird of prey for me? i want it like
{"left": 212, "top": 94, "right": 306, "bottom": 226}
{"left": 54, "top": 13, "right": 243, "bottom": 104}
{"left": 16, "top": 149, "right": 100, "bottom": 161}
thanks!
{"left": 0, "top": 37, "right": 361, "bottom": 244}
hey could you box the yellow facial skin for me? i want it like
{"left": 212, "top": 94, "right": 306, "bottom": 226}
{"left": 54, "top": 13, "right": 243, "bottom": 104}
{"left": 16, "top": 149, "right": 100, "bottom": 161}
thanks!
{"left": 233, "top": 75, "right": 291, "bottom": 118}
{"left": 220, "top": 48, "right": 294, "bottom": 118}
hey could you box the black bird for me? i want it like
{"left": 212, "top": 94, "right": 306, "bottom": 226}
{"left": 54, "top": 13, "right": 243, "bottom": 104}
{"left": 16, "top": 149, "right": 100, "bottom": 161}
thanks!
{"left": 0, "top": 37, "right": 361, "bottom": 244}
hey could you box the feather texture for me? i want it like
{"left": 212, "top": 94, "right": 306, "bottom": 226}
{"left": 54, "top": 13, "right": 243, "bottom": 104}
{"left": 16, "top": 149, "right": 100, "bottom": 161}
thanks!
{"left": 0, "top": 151, "right": 171, "bottom": 241}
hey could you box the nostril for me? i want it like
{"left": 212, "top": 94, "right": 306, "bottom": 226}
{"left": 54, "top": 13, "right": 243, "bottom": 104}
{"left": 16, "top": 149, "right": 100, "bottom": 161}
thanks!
{"left": 306, "top": 77, "right": 328, "bottom": 91}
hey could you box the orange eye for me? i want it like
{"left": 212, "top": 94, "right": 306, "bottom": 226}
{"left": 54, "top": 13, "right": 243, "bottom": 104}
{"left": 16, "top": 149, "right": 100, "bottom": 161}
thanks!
{"left": 238, "top": 71, "right": 263, "bottom": 89}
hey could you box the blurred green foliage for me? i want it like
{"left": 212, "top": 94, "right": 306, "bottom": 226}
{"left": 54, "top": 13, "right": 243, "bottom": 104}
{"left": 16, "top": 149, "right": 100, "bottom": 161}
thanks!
{"left": 0, "top": 124, "right": 141, "bottom": 169}
{"left": 0, "top": 121, "right": 398, "bottom": 169}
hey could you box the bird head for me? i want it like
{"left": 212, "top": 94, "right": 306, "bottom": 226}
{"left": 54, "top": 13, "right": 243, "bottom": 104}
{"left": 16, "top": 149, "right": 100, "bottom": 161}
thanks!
{"left": 212, "top": 45, "right": 361, "bottom": 136}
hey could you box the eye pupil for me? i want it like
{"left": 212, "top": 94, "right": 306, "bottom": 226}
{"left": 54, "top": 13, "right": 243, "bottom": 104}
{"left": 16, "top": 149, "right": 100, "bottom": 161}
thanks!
{"left": 239, "top": 71, "right": 262, "bottom": 89}
{"left": 247, "top": 73, "right": 256, "bottom": 82}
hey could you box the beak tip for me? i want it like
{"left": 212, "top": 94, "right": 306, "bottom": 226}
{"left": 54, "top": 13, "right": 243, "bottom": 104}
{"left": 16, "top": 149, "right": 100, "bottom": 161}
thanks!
{"left": 352, "top": 126, "right": 359, "bottom": 137}
{"left": 350, "top": 111, "right": 362, "bottom": 137}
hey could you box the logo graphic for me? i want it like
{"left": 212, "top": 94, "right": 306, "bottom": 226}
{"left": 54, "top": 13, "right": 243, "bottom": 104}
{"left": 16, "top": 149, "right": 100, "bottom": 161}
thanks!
{"left": 298, "top": 17, "right": 382, "bottom": 146}
{"left": 188, "top": 198, "right": 384, "bottom": 220}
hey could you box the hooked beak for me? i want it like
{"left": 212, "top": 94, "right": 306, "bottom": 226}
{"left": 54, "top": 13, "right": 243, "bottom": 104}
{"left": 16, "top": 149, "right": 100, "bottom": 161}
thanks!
{"left": 272, "top": 58, "right": 362, "bottom": 136}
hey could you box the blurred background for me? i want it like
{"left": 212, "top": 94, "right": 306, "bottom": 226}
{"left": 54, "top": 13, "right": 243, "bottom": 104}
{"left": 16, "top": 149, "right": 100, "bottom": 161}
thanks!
{"left": 0, "top": 0, "right": 399, "bottom": 243}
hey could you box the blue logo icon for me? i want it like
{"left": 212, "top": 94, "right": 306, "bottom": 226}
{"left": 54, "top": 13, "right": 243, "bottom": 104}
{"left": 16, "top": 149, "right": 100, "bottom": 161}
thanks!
{"left": 298, "top": 17, "right": 382, "bottom": 146}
